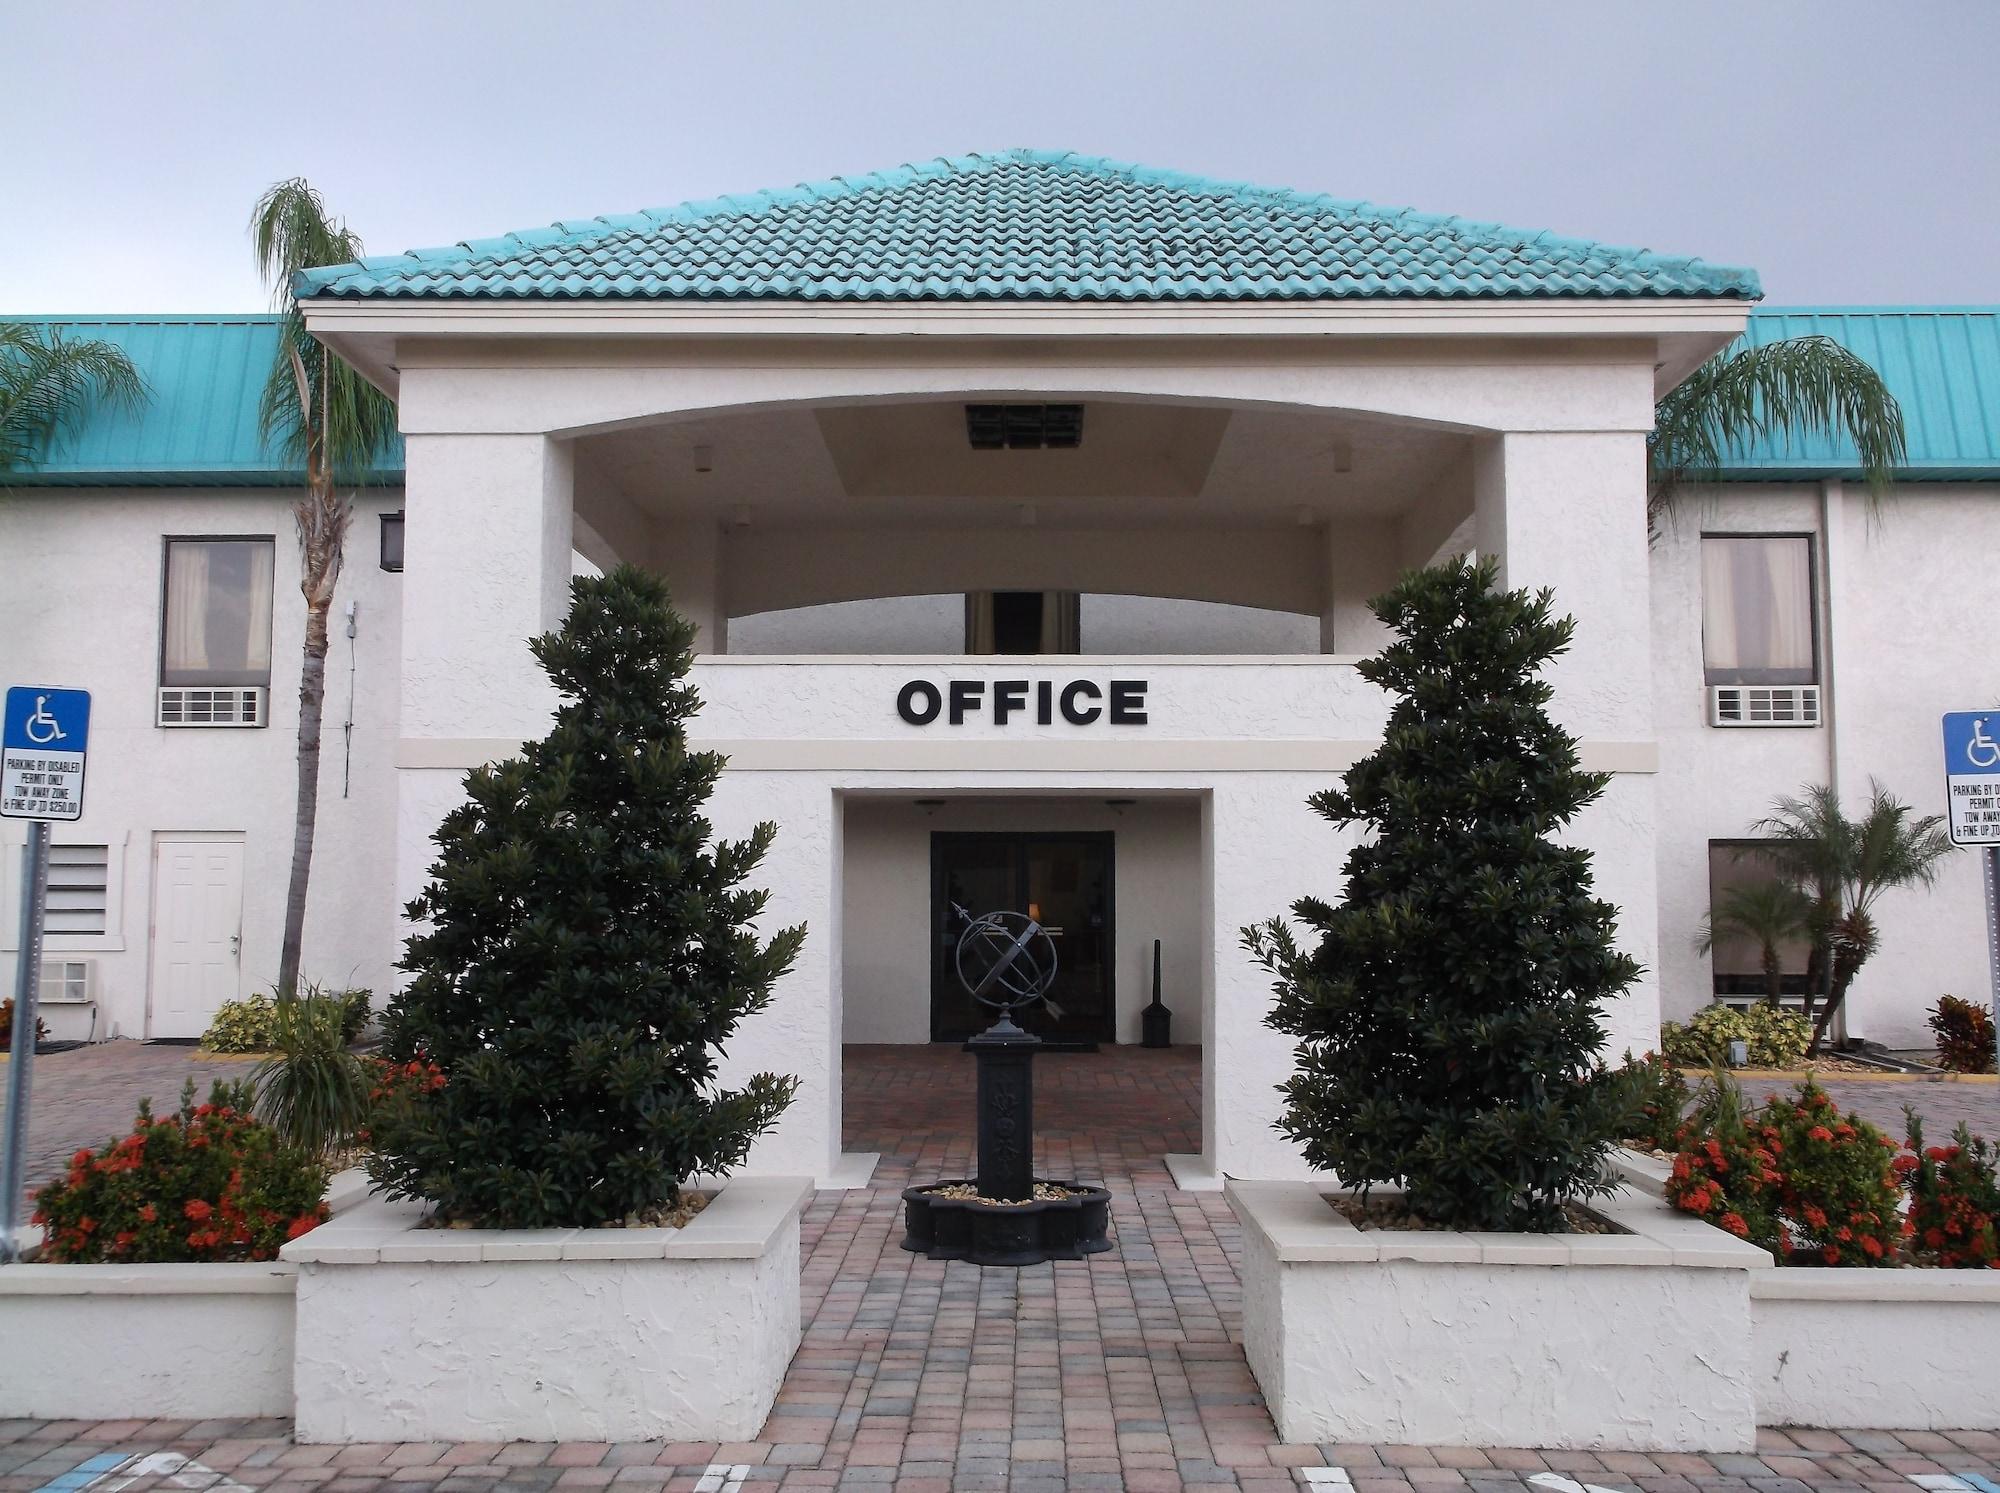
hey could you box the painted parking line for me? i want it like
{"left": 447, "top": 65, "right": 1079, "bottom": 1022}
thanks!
{"left": 1912, "top": 1476, "right": 2000, "bottom": 1493}
{"left": 1301, "top": 1472, "right": 1355, "bottom": 1488}
{"left": 1531, "top": 1473, "right": 1626, "bottom": 1493}
{"left": 692, "top": 1467, "right": 749, "bottom": 1493}
{"left": 33, "top": 1452, "right": 254, "bottom": 1493}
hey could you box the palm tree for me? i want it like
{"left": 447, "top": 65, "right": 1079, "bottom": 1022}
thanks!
{"left": 1696, "top": 875, "right": 1814, "bottom": 1006}
{"left": 0, "top": 323, "right": 145, "bottom": 478}
{"left": 1753, "top": 781, "right": 1957, "bottom": 1053}
{"left": 251, "top": 178, "right": 398, "bottom": 999}
{"left": 1650, "top": 334, "right": 1907, "bottom": 526}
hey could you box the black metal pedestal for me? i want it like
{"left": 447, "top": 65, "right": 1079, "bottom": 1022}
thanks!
{"left": 901, "top": 1013, "right": 1113, "bottom": 1266}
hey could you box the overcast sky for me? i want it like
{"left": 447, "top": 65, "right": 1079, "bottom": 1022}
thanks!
{"left": 7, "top": 0, "right": 1996, "bottom": 313}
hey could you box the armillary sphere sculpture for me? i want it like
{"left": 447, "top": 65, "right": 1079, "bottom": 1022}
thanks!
{"left": 900, "top": 905, "right": 1113, "bottom": 1267}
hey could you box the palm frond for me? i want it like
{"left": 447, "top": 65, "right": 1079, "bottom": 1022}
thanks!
{"left": 249, "top": 179, "right": 395, "bottom": 484}
{"left": 1695, "top": 877, "right": 1813, "bottom": 955}
{"left": 0, "top": 324, "right": 147, "bottom": 476}
{"left": 1650, "top": 335, "right": 1907, "bottom": 520}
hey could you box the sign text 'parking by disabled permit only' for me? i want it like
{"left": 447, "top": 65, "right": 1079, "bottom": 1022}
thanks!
{"left": 1, "top": 686, "right": 91, "bottom": 821}
{"left": 1942, "top": 711, "right": 2000, "bottom": 847}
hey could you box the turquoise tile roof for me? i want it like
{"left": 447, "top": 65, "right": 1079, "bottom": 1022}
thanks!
{"left": 1716, "top": 308, "right": 2000, "bottom": 481}
{"left": 1, "top": 315, "right": 403, "bottom": 486}
{"left": 11, "top": 308, "right": 1995, "bottom": 485}
{"left": 294, "top": 149, "right": 1760, "bottom": 304}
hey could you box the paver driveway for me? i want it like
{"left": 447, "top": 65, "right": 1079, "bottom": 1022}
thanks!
{"left": 3, "top": 1043, "right": 1997, "bottom": 1491}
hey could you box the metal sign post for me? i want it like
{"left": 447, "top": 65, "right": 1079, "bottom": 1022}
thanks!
{"left": 1940, "top": 711, "right": 2000, "bottom": 1075}
{"left": 1, "top": 686, "right": 91, "bottom": 1264}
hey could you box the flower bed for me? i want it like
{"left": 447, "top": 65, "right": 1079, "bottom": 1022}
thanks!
{"left": 1228, "top": 1179, "right": 1768, "bottom": 1452}
{"left": 284, "top": 1175, "right": 813, "bottom": 1444}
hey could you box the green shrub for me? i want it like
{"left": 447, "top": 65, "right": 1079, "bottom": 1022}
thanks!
{"left": 1764, "top": 1079, "right": 1904, "bottom": 1266}
{"left": 1928, "top": 995, "right": 1997, "bottom": 1074}
{"left": 253, "top": 990, "right": 372, "bottom": 1157}
{"left": 0, "top": 996, "right": 49, "bottom": 1048}
{"left": 1902, "top": 1111, "right": 2000, "bottom": 1268}
{"left": 367, "top": 566, "right": 803, "bottom": 1229}
{"left": 201, "top": 984, "right": 370, "bottom": 1054}
{"left": 32, "top": 1079, "right": 328, "bottom": 1262}
{"left": 200, "top": 991, "right": 275, "bottom": 1052}
{"left": 1660, "top": 1003, "right": 1811, "bottom": 1070}
{"left": 1664, "top": 1073, "right": 1783, "bottom": 1255}
{"left": 1619, "top": 1051, "right": 1693, "bottom": 1152}
{"left": 1244, "top": 558, "right": 1639, "bottom": 1232}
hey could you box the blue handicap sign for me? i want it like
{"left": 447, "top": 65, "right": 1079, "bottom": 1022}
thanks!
{"left": 1943, "top": 710, "right": 2000, "bottom": 847}
{"left": 2, "top": 687, "right": 91, "bottom": 755}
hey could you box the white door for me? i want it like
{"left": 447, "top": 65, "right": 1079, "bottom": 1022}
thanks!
{"left": 149, "top": 835, "right": 245, "bottom": 1039}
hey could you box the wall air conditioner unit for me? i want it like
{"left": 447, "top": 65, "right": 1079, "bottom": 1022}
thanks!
{"left": 39, "top": 958, "right": 98, "bottom": 1005}
{"left": 157, "top": 686, "right": 267, "bottom": 727}
{"left": 1708, "top": 684, "right": 1821, "bottom": 728}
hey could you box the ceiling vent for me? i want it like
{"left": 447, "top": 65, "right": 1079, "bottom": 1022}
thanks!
{"left": 966, "top": 403, "right": 1084, "bottom": 450}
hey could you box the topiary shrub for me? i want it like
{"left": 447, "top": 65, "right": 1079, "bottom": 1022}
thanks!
{"left": 367, "top": 565, "right": 805, "bottom": 1229}
{"left": 32, "top": 1079, "right": 328, "bottom": 1262}
{"left": 1660, "top": 1003, "right": 1811, "bottom": 1070}
{"left": 1928, "top": 995, "right": 1997, "bottom": 1074}
{"left": 1244, "top": 557, "right": 1640, "bottom": 1232}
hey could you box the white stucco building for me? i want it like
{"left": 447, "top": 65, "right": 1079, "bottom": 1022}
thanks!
{"left": 5, "top": 152, "right": 1995, "bottom": 1185}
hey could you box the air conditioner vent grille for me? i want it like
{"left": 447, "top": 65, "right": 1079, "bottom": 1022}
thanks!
{"left": 1709, "top": 684, "right": 1821, "bottom": 728}
{"left": 157, "top": 686, "right": 267, "bottom": 728}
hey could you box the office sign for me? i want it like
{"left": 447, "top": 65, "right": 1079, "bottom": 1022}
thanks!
{"left": 897, "top": 677, "right": 1149, "bottom": 727}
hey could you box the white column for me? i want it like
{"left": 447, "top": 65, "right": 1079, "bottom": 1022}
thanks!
{"left": 394, "top": 432, "right": 574, "bottom": 925}
{"left": 1474, "top": 431, "right": 1661, "bottom": 1057}
{"left": 1318, "top": 518, "right": 1400, "bottom": 655}
{"left": 704, "top": 771, "right": 842, "bottom": 1182}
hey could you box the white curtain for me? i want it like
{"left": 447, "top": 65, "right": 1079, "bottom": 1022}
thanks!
{"left": 1702, "top": 537, "right": 1813, "bottom": 680}
{"left": 163, "top": 540, "right": 275, "bottom": 683}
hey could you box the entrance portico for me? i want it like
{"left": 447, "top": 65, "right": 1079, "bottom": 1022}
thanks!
{"left": 300, "top": 149, "right": 1757, "bottom": 1186}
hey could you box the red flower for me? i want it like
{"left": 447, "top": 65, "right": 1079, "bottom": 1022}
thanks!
{"left": 1719, "top": 1213, "right": 1749, "bottom": 1238}
{"left": 285, "top": 1214, "right": 321, "bottom": 1241}
{"left": 138, "top": 1203, "right": 157, "bottom": 1223}
{"left": 1861, "top": 1236, "right": 1884, "bottom": 1258}
{"left": 184, "top": 1198, "right": 213, "bottom": 1222}
{"left": 1808, "top": 1125, "right": 1835, "bottom": 1144}
{"left": 1822, "top": 1245, "right": 1842, "bottom": 1264}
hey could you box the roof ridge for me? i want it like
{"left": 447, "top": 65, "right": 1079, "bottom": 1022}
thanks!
{"left": 294, "top": 150, "right": 1762, "bottom": 302}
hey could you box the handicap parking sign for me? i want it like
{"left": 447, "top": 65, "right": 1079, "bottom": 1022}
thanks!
{"left": 1, "top": 687, "right": 91, "bottom": 821}
{"left": 1942, "top": 711, "right": 2000, "bottom": 847}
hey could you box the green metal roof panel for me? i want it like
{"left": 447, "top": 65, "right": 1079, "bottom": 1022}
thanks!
{"left": 1717, "top": 308, "right": 2000, "bottom": 480}
{"left": 294, "top": 150, "right": 1761, "bottom": 304}
{"left": 2, "top": 315, "right": 404, "bottom": 486}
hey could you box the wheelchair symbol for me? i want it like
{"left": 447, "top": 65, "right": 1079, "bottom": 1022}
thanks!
{"left": 1968, "top": 718, "right": 2000, "bottom": 770}
{"left": 24, "top": 694, "right": 67, "bottom": 746}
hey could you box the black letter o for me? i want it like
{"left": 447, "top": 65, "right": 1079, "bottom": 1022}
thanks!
{"left": 898, "top": 680, "right": 941, "bottom": 725}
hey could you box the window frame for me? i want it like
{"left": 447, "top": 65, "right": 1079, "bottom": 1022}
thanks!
{"left": 1705, "top": 837, "right": 1814, "bottom": 1002}
{"left": 1698, "top": 531, "right": 1820, "bottom": 688}
{"left": 157, "top": 534, "right": 279, "bottom": 690}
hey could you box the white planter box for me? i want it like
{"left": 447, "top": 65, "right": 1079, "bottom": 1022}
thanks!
{"left": 0, "top": 1260, "right": 297, "bottom": 1419}
{"left": 1228, "top": 1179, "right": 1771, "bottom": 1452}
{"left": 283, "top": 1175, "right": 814, "bottom": 1444}
{"left": 0, "top": 1167, "right": 370, "bottom": 1421}
{"left": 1753, "top": 1267, "right": 2000, "bottom": 1430}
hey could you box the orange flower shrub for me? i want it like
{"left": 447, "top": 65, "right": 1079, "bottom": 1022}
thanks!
{"left": 32, "top": 1079, "right": 328, "bottom": 1263}
{"left": 1664, "top": 1078, "right": 1783, "bottom": 1255}
{"left": 1903, "top": 1115, "right": 2000, "bottom": 1268}
{"left": 1762, "top": 1080, "right": 1905, "bottom": 1266}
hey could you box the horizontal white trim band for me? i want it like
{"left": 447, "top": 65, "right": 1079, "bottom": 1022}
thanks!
{"left": 397, "top": 737, "right": 1659, "bottom": 775}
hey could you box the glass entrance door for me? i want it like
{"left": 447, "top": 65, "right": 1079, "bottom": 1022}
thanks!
{"left": 930, "top": 832, "right": 1115, "bottom": 1045}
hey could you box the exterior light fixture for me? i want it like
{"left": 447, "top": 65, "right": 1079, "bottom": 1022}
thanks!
{"left": 379, "top": 510, "right": 405, "bottom": 572}
{"left": 912, "top": 798, "right": 946, "bottom": 816}
{"left": 966, "top": 404, "right": 1084, "bottom": 450}
{"left": 692, "top": 444, "right": 715, "bottom": 474}
{"left": 1330, "top": 442, "right": 1353, "bottom": 474}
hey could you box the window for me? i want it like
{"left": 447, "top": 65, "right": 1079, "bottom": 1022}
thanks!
{"left": 1706, "top": 841, "right": 1812, "bottom": 1002}
{"left": 1701, "top": 535, "right": 1815, "bottom": 685}
{"left": 161, "top": 538, "right": 276, "bottom": 687}
{"left": 43, "top": 843, "right": 109, "bottom": 936}
{"left": 965, "top": 591, "right": 1081, "bottom": 655}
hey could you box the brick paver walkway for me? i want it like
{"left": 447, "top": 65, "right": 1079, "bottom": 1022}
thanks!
{"left": 3, "top": 1044, "right": 1997, "bottom": 1490}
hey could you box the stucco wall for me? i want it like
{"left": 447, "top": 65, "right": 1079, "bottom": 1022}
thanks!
{"left": 0, "top": 486, "right": 407, "bottom": 1040}
{"left": 1650, "top": 482, "right": 2000, "bottom": 1045}
{"left": 839, "top": 795, "right": 1204, "bottom": 1045}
